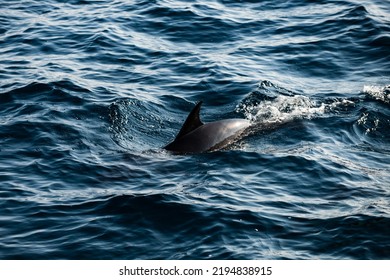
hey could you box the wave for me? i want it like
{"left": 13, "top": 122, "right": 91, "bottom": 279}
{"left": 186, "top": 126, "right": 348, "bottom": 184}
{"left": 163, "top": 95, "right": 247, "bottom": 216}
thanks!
{"left": 236, "top": 81, "right": 357, "bottom": 124}
{"left": 363, "top": 84, "right": 390, "bottom": 104}
{"left": 2, "top": 0, "right": 390, "bottom": 260}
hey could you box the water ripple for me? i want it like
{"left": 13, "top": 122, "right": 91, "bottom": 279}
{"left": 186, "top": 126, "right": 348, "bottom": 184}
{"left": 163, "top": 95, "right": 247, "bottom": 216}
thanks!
{"left": 0, "top": 0, "right": 389, "bottom": 260}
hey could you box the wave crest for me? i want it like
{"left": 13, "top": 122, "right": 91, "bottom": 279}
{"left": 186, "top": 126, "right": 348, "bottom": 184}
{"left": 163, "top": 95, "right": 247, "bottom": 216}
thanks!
{"left": 363, "top": 84, "right": 390, "bottom": 104}
{"left": 236, "top": 81, "right": 356, "bottom": 124}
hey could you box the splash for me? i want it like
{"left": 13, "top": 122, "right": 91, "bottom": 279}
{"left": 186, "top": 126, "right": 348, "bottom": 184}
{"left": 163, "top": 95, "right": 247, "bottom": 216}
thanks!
{"left": 357, "top": 112, "right": 380, "bottom": 134}
{"left": 238, "top": 95, "right": 326, "bottom": 123}
{"left": 236, "top": 81, "right": 356, "bottom": 124}
{"left": 363, "top": 84, "right": 390, "bottom": 104}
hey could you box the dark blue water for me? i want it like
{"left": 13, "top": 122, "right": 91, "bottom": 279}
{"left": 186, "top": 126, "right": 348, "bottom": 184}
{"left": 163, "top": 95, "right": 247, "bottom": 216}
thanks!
{"left": 1, "top": 0, "right": 390, "bottom": 259}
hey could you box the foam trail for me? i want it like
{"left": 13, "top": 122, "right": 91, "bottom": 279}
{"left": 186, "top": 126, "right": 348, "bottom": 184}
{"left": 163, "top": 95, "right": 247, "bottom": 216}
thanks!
{"left": 237, "top": 94, "right": 356, "bottom": 125}
{"left": 363, "top": 85, "right": 390, "bottom": 104}
{"left": 240, "top": 95, "right": 325, "bottom": 123}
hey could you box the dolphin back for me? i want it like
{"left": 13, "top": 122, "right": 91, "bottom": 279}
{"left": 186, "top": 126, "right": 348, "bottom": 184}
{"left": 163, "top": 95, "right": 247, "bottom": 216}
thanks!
{"left": 164, "top": 102, "right": 250, "bottom": 153}
{"left": 165, "top": 118, "right": 250, "bottom": 153}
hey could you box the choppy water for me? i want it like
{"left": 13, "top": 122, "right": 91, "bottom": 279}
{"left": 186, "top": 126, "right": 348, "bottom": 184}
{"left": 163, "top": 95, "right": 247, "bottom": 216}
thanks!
{"left": 1, "top": 0, "right": 390, "bottom": 259}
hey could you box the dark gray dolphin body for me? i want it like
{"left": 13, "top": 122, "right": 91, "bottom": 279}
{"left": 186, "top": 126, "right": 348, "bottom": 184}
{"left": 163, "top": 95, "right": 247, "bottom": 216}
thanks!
{"left": 164, "top": 101, "right": 251, "bottom": 153}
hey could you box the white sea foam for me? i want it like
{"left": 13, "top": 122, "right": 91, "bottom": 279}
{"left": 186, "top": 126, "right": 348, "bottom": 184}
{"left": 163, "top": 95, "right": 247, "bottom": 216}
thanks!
{"left": 237, "top": 95, "right": 355, "bottom": 124}
{"left": 363, "top": 85, "right": 390, "bottom": 104}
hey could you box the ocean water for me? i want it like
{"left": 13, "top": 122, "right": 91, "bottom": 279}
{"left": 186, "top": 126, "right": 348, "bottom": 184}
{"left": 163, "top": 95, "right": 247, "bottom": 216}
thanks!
{"left": 0, "top": 0, "right": 389, "bottom": 260}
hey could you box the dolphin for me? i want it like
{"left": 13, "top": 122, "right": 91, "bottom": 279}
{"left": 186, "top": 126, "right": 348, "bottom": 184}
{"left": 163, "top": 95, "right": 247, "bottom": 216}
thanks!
{"left": 164, "top": 101, "right": 251, "bottom": 153}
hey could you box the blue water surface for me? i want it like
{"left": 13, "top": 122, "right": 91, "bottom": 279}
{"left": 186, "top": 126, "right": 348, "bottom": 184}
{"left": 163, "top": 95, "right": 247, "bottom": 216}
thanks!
{"left": 1, "top": 0, "right": 390, "bottom": 259}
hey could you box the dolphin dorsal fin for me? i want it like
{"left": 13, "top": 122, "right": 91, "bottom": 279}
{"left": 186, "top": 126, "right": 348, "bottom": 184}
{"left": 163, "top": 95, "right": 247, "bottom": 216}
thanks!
{"left": 175, "top": 101, "right": 204, "bottom": 140}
